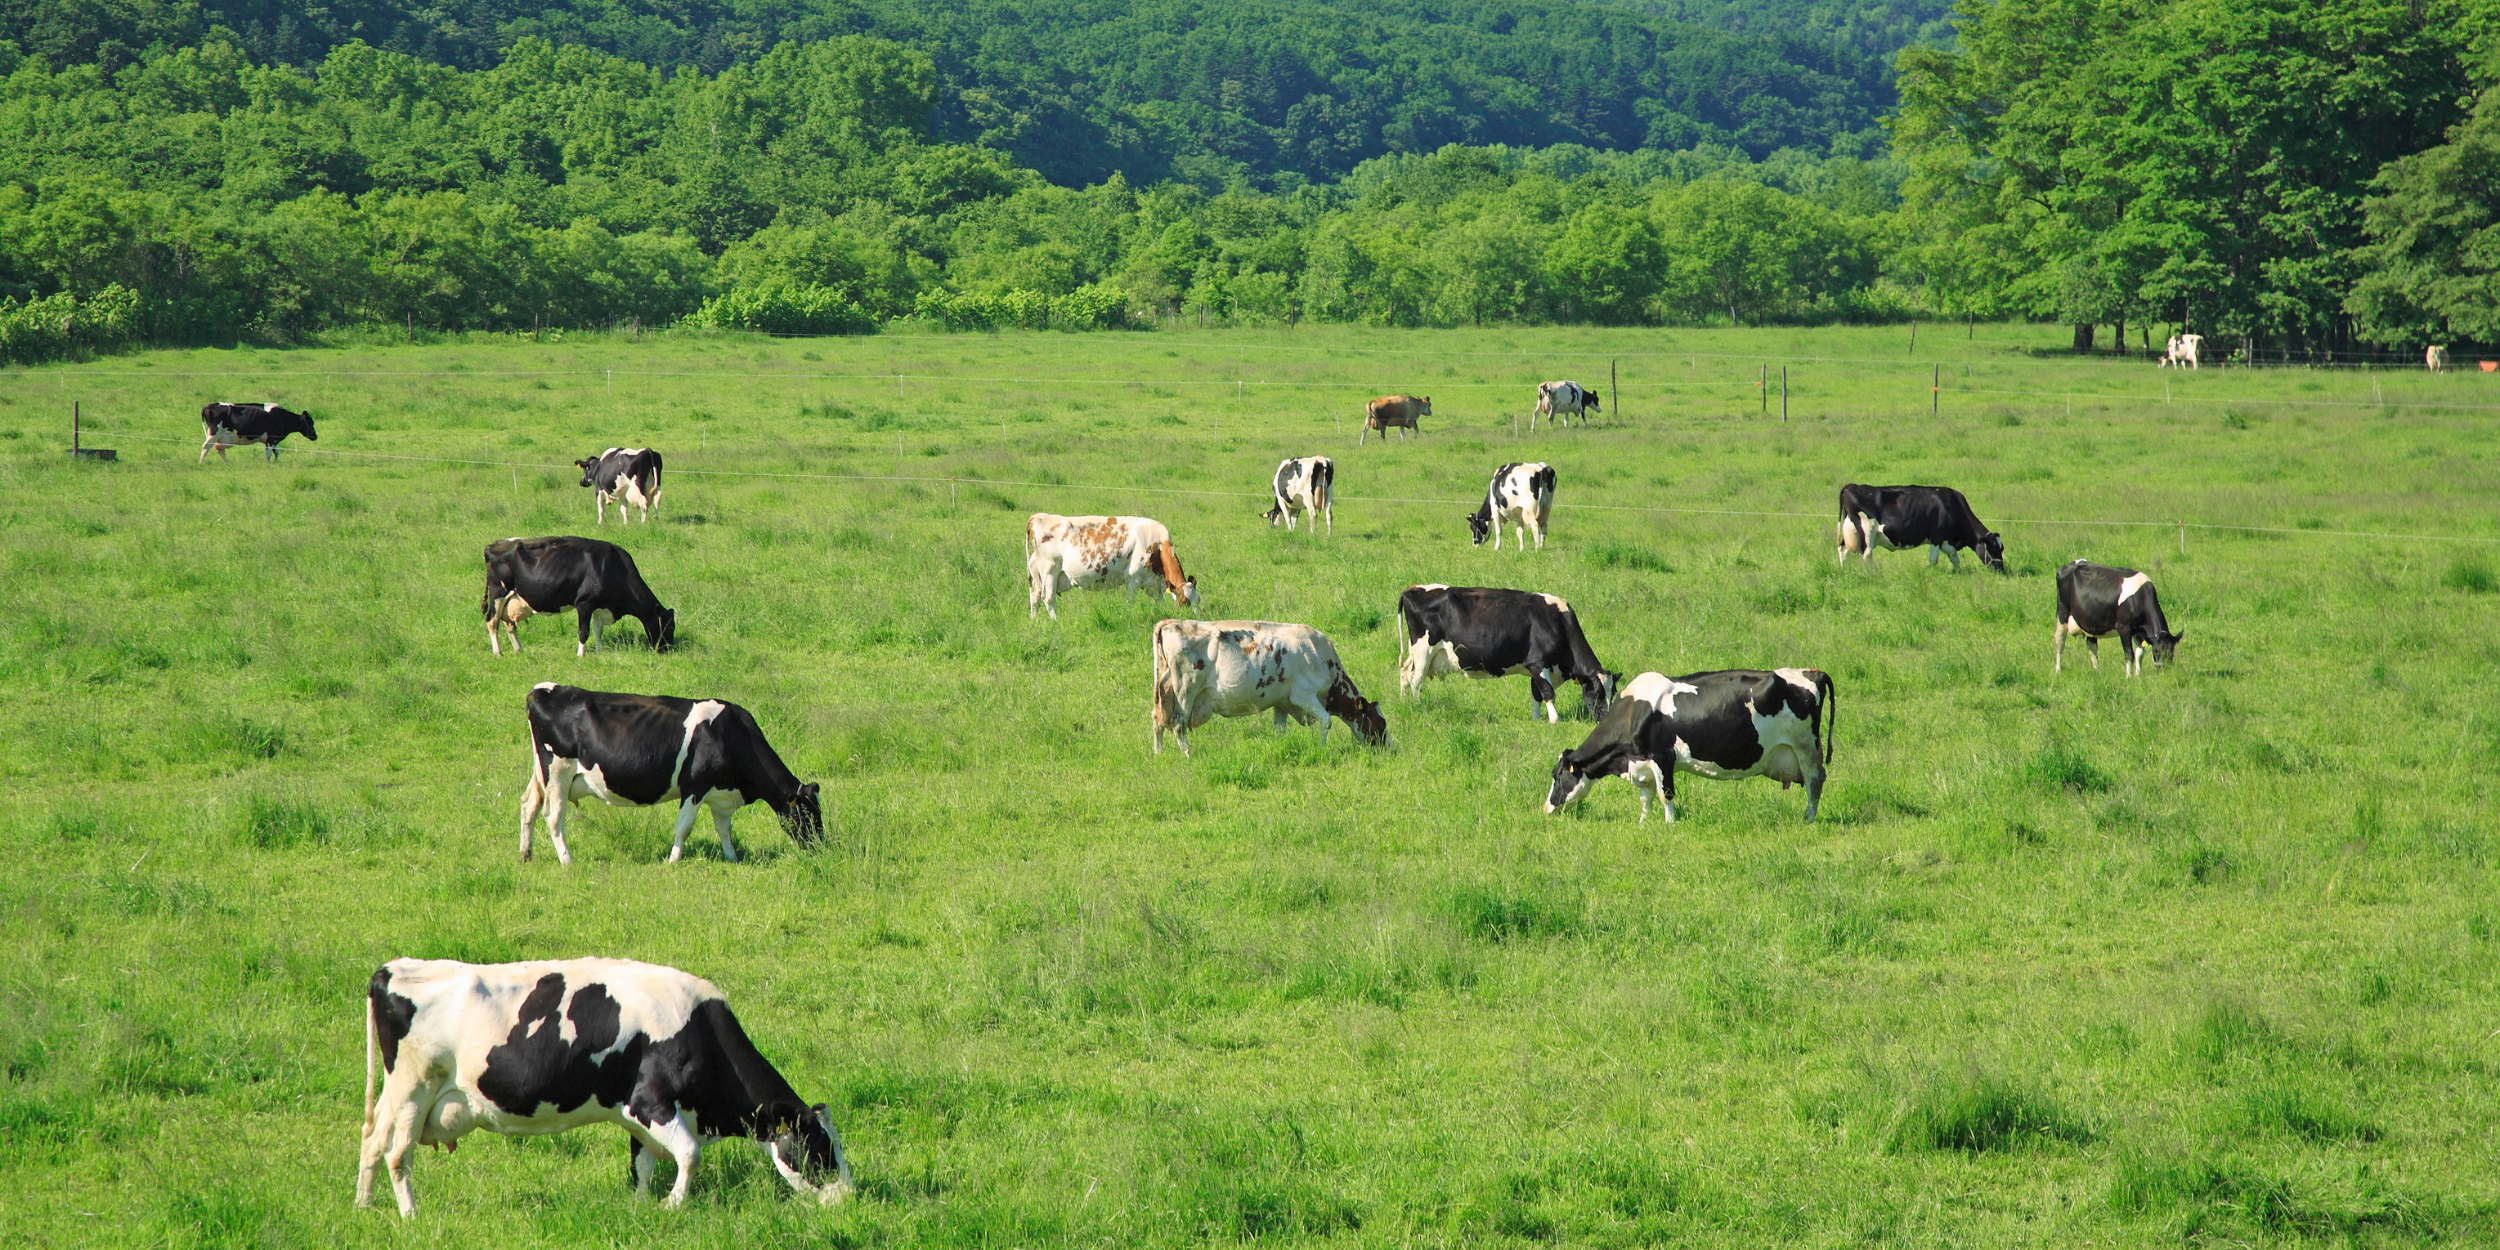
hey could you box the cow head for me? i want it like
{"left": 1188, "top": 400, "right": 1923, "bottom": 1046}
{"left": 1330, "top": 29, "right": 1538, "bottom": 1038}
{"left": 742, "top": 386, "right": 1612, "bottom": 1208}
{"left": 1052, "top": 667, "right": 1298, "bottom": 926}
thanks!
{"left": 1545, "top": 749, "right": 1596, "bottom": 813}
{"left": 1154, "top": 542, "right": 1200, "bottom": 609}
{"left": 1977, "top": 531, "right": 2007, "bottom": 574}
{"left": 1466, "top": 507, "right": 1493, "bottom": 546}
{"left": 768, "top": 1103, "right": 856, "bottom": 1204}
{"left": 285, "top": 407, "right": 317, "bottom": 441}
{"left": 1579, "top": 671, "right": 1621, "bottom": 720}
{"left": 575, "top": 457, "right": 599, "bottom": 487}
{"left": 779, "top": 782, "right": 824, "bottom": 845}
{"left": 1323, "top": 681, "right": 1390, "bottom": 747}
{"left": 2148, "top": 629, "right": 2183, "bottom": 669}
{"left": 1262, "top": 503, "right": 1285, "bottom": 527}
{"left": 650, "top": 607, "right": 678, "bottom": 652}
{"left": 1419, "top": 397, "right": 1433, "bottom": 415}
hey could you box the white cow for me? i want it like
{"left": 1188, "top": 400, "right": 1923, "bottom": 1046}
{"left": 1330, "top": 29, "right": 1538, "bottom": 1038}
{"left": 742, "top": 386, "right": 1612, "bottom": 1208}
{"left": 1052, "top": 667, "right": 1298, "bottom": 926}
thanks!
{"left": 1263, "top": 457, "right": 1334, "bottom": 534}
{"left": 1026, "top": 513, "right": 1199, "bottom": 620}
{"left": 1531, "top": 380, "right": 1600, "bottom": 430}
{"left": 358, "top": 957, "right": 853, "bottom": 1218}
{"left": 1150, "top": 619, "right": 1388, "bottom": 755}
{"left": 2159, "top": 334, "right": 2204, "bottom": 369}
{"left": 2428, "top": 345, "right": 2450, "bottom": 372}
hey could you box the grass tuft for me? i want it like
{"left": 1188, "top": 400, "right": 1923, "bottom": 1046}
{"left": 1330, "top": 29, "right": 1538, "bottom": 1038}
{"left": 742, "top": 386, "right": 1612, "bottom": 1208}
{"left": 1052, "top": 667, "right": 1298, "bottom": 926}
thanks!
{"left": 2442, "top": 558, "right": 2495, "bottom": 593}
{"left": 232, "top": 792, "right": 328, "bottom": 849}
{"left": 2237, "top": 1084, "right": 2382, "bottom": 1143}
{"left": 1886, "top": 1072, "right": 2093, "bottom": 1153}
{"left": 2022, "top": 741, "right": 2112, "bottom": 793}
{"left": 1447, "top": 882, "right": 1585, "bottom": 942}
{"left": 1585, "top": 540, "right": 1671, "bottom": 573}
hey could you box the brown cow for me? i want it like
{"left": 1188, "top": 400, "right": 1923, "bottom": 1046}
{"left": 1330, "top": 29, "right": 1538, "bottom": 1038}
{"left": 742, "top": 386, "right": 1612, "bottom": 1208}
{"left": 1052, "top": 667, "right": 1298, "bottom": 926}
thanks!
{"left": 1360, "top": 395, "right": 1430, "bottom": 445}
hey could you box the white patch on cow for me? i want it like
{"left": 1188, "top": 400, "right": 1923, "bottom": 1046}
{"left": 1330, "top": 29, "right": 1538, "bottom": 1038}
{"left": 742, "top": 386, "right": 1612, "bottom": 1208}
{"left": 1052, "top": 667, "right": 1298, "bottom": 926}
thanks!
{"left": 532, "top": 681, "right": 557, "bottom": 693}
{"left": 1537, "top": 593, "right": 1570, "bottom": 613}
{"left": 1413, "top": 583, "right": 1448, "bottom": 592}
{"left": 2117, "top": 572, "right": 2150, "bottom": 604}
{"left": 1861, "top": 515, "right": 1903, "bottom": 550}
{"left": 1620, "top": 672, "right": 1675, "bottom": 707}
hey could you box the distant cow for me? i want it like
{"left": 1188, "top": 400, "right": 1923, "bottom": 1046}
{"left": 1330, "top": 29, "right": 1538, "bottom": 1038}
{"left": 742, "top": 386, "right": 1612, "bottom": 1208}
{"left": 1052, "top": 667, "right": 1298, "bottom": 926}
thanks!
{"left": 1467, "top": 462, "right": 1555, "bottom": 550}
{"left": 1151, "top": 619, "right": 1387, "bottom": 755}
{"left": 1532, "top": 380, "right": 1599, "bottom": 431}
{"left": 2054, "top": 560, "right": 2183, "bottom": 676}
{"left": 1396, "top": 584, "right": 1618, "bottom": 721}
{"left": 518, "top": 683, "right": 824, "bottom": 865}
{"left": 1026, "top": 513, "right": 1199, "bottom": 619}
{"left": 577, "top": 448, "right": 664, "bottom": 523}
{"left": 483, "top": 536, "right": 677, "bottom": 656}
{"left": 2159, "top": 334, "right": 2204, "bottom": 369}
{"left": 358, "top": 957, "right": 853, "bottom": 1217}
{"left": 1360, "top": 395, "right": 1429, "bottom": 445}
{"left": 1545, "top": 669, "right": 1833, "bottom": 823}
{"left": 1263, "top": 457, "right": 1334, "bottom": 534}
{"left": 199, "top": 403, "right": 317, "bottom": 463}
{"left": 2428, "top": 345, "right": 2451, "bottom": 372}
{"left": 1835, "top": 484, "right": 2006, "bottom": 573}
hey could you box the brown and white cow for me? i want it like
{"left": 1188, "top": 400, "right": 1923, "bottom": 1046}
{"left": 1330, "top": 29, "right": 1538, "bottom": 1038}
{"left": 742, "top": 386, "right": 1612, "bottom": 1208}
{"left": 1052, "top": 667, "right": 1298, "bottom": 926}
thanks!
{"left": 1360, "top": 395, "right": 1430, "bottom": 445}
{"left": 1151, "top": 619, "right": 1387, "bottom": 755}
{"left": 2428, "top": 345, "right": 2451, "bottom": 373}
{"left": 1026, "top": 513, "right": 1200, "bottom": 620}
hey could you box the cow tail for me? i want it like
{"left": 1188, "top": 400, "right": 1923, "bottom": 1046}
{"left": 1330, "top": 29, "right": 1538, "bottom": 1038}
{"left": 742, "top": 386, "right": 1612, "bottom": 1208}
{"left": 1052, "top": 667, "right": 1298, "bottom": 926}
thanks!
{"left": 1819, "top": 671, "right": 1836, "bottom": 766}
{"left": 363, "top": 988, "right": 378, "bottom": 1137}
{"left": 1150, "top": 624, "right": 1174, "bottom": 737}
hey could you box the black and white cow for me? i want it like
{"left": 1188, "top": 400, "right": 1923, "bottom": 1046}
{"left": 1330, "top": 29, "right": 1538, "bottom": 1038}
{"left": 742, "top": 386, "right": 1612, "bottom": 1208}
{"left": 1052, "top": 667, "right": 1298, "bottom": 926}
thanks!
{"left": 199, "top": 402, "right": 317, "bottom": 463}
{"left": 1396, "top": 584, "right": 1618, "bottom": 721}
{"left": 1467, "top": 462, "right": 1556, "bottom": 550}
{"left": 483, "top": 536, "right": 677, "bottom": 656}
{"left": 519, "top": 684, "right": 824, "bottom": 865}
{"left": 1532, "top": 380, "right": 1600, "bottom": 431}
{"left": 2054, "top": 559, "right": 2183, "bottom": 676}
{"left": 1835, "top": 484, "right": 2006, "bottom": 573}
{"left": 577, "top": 448, "right": 664, "bottom": 523}
{"left": 1544, "top": 669, "right": 1833, "bottom": 822}
{"left": 1262, "top": 456, "right": 1334, "bottom": 534}
{"left": 358, "top": 957, "right": 854, "bottom": 1217}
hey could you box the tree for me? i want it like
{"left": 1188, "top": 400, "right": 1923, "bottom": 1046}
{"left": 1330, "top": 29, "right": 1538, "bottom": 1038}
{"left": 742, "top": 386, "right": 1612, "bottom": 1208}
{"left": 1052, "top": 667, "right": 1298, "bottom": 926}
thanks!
{"left": 1547, "top": 201, "right": 1662, "bottom": 325}
{"left": 2348, "top": 83, "right": 2500, "bottom": 346}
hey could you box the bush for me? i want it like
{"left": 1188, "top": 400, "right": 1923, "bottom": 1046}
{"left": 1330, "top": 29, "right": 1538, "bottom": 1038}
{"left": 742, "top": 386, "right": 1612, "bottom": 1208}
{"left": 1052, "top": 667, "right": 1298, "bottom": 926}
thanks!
{"left": 685, "top": 282, "right": 877, "bottom": 336}
{"left": 0, "top": 285, "right": 140, "bottom": 363}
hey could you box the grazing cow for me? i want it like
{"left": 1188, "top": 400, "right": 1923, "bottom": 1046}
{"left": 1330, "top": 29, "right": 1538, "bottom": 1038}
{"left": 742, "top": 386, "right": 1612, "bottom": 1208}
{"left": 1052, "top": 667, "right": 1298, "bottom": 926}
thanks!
{"left": 2428, "top": 345, "right": 2451, "bottom": 372}
{"left": 1835, "top": 484, "right": 2006, "bottom": 573}
{"left": 1025, "top": 513, "right": 1199, "bottom": 620}
{"left": 518, "top": 683, "right": 824, "bottom": 865}
{"left": 1263, "top": 456, "right": 1334, "bottom": 534}
{"left": 577, "top": 448, "right": 664, "bottom": 523}
{"left": 1531, "top": 380, "right": 1600, "bottom": 430}
{"left": 1544, "top": 669, "right": 1833, "bottom": 823}
{"left": 1467, "top": 462, "right": 1556, "bottom": 550}
{"left": 2159, "top": 334, "right": 2204, "bottom": 369}
{"left": 1395, "top": 584, "right": 1619, "bottom": 721}
{"left": 1360, "top": 395, "right": 1429, "bottom": 445}
{"left": 482, "top": 536, "right": 677, "bottom": 657}
{"left": 1150, "top": 619, "right": 1387, "bottom": 755}
{"left": 198, "top": 403, "right": 317, "bottom": 463}
{"left": 2054, "top": 559, "right": 2183, "bottom": 676}
{"left": 358, "top": 957, "right": 854, "bottom": 1218}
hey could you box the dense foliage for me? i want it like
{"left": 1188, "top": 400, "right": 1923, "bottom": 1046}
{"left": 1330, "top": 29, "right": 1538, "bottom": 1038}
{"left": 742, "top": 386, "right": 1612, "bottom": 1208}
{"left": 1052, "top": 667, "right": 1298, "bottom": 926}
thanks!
{"left": 2, "top": 0, "right": 2498, "bottom": 358}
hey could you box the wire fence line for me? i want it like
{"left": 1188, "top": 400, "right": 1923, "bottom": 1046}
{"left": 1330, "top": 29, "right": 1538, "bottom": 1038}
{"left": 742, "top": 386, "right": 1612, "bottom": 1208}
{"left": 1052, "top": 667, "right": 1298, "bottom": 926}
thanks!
{"left": 86, "top": 430, "right": 2500, "bottom": 546}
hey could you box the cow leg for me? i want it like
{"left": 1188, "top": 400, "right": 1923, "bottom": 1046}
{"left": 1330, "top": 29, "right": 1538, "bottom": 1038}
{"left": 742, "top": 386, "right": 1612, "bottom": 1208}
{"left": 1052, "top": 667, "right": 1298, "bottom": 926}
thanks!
{"left": 518, "top": 760, "right": 547, "bottom": 860}
{"left": 1946, "top": 547, "right": 1962, "bottom": 570}
{"left": 711, "top": 803, "right": 741, "bottom": 862}
{"left": 667, "top": 798, "right": 703, "bottom": 863}
{"left": 577, "top": 609, "right": 594, "bottom": 658}
{"left": 1928, "top": 544, "right": 1941, "bottom": 566}
{"left": 1530, "top": 671, "right": 1558, "bottom": 723}
{"left": 1530, "top": 514, "right": 1546, "bottom": 551}
{"left": 199, "top": 436, "right": 215, "bottom": 464}
{"left": 628, "top": 1135, "right": 659, "bottom": 1196}
{"left": 1804, "top": 765, "right": 1823, "bottom": 821}
{"left": 2053, "top": 622, "right": 2066, "bottom": 673}
{"left": 543, "top": 763, "right": 577, "bottom": 866}
{"left": 381, "top": 1089, "right": 424, "bottom": 1217}
{"left": 638, "top": 1115, "right": 703, "bottom": 1208}
{"left": 2086, "top": 636, "right": 2101, "bottom": 672}
{"left": 1323, "top": 501, "right": 1332, "bottom": 535}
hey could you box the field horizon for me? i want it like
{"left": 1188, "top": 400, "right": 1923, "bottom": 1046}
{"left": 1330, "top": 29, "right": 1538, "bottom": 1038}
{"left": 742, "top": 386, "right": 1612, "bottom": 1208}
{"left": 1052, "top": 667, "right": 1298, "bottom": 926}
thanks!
{"left": 5, "top": 323, "right": 2498, "bottom": 1247}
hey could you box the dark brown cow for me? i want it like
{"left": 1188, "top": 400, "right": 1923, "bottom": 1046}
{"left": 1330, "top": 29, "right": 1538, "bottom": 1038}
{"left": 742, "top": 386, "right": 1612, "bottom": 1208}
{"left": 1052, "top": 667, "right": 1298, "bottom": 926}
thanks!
{"left": 1360, "top": 395, "right": 1430, "bottom": 445}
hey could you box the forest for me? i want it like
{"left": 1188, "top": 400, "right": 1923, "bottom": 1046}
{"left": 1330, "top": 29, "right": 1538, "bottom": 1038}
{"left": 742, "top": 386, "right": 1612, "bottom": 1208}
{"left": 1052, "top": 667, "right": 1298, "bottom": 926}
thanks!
{"left": 0, "top": 0, "right": 2493, "bottom": 357}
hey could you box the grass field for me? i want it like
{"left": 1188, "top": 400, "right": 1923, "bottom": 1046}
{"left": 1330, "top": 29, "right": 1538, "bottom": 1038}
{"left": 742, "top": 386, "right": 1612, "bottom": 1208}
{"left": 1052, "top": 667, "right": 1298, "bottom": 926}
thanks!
{"left": 4, "top": 322, "right": 2499, "bottom": 1247}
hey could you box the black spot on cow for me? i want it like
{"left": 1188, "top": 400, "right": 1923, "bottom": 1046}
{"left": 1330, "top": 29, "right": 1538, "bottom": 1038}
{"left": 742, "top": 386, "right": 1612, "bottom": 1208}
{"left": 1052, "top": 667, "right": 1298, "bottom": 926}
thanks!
{"left": 368, "top": 966, "right": 418, "bottom": 1074}
{"left": 476, "top": 974, "right": 645, "bottom": 1117}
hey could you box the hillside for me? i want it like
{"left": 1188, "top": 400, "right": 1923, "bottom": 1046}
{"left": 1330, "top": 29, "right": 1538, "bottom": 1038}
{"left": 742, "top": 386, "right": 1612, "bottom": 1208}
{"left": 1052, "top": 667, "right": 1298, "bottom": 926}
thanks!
{"left": 0, "top": 0, "right": 1917, "bottom": 187}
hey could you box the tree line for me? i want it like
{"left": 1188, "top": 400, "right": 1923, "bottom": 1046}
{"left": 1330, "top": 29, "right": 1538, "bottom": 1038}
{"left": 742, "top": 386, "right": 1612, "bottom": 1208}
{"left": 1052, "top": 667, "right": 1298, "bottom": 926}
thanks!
{"left": 0, "top": 0, "right": 2494, "bottom": 360}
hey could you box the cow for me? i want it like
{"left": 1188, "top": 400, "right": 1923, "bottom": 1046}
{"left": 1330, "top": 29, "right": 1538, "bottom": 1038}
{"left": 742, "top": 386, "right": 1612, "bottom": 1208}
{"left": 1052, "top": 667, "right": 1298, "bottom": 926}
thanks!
{"left": 517, "top": 683, "right": 824, "bottom": 865}
{"left": 357, "top": 957, "right": 854, "bottom": 1218}
{"left": 1531, "top": 380, "right": 1600, "bottom": 431}
{"left": 1835, "top": 484, "right": 2006, "bottom": 573}
{"left": 1360, "top": 395, "right": 1429, "bottom": 445}
{"left": 1395, "top": 584, "right": 1619, "bottom": 722}
{"left": 1025, "top": 513, "right": 1199, "bottom": 620}
{"left": 2428, "top": 345, "right": 2450, "bottom": 372}
{"left": 1263, "top": 456, "right": 1334, "bottom": 534}
{"left": 2159, "top": 334, "right": 2204, "bottom": 369}
{"left": 1150, "top": 619, "right": 1387, "bottom": 755}
{"left": 199, "top": 403, "right": 317, "bottom": 463}
{"left": 1467, "top": 462, "right": 1556, "bottom": 550}
{"left": 1544, "top": 669, "right": 1833, "bottom": 823}
{"left": 577, "top": 448, "right": 664, "bottom": 523}
{"left": 2054, "top": 559, "right": 2183, "bottom": 676}
{"left": 483, "top": 536, "right": 677, "bottom": 657}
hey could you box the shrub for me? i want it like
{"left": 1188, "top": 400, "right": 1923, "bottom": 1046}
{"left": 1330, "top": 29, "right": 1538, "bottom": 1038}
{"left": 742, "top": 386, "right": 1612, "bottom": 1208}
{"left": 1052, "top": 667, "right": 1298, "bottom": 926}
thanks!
{"left": 685, "top": 282, "right": 877, "bottom": 336}
{"left": 0, "top": 285, "right": 140, "bottom": 363}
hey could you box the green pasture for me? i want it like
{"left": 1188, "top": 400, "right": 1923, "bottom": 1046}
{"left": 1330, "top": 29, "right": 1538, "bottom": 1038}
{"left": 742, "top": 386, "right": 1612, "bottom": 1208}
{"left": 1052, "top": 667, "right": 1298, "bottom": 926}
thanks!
{"left": 4, "top": 322, "right": 2498, "bottom": 1246}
